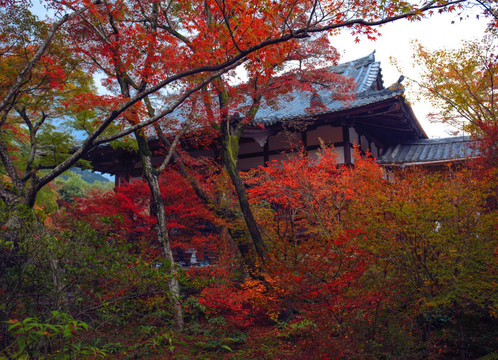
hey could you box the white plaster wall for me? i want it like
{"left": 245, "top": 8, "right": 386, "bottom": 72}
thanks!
{"left": 349, "top": 127, "right": 359, "bottom": 145}
{"left": 360, "top": 135, "right": 369, "bottom": 152}
{"left": 371, "top": 143, "right": 379, "bottom": 158}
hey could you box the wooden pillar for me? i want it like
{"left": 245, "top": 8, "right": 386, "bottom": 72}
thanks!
{"left": 263, "top": 140, "right": 269, "bottom": 165}
{"left": 115, "top": 155, "right": 131, "bottom": 187}
{"left": 302, "top": 131, "right": 308, "bottom": 152}
{"left": 342, "top": 125, "right": 351, "bottom": 164}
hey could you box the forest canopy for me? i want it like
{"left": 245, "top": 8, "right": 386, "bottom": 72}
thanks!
{"left": 1, "top": 0, "right": 497, "bottom": 359}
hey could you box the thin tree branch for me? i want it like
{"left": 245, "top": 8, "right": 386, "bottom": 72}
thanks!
{"left": 0, "top": 7, "right": 88, "bottom": 114}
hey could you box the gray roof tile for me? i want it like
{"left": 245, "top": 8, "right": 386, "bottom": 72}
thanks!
{"left": 378, "top": 137, "right": 476, "bottom": 165}
{"left": 253, "top": 51, "right": 404, "bottom": 125}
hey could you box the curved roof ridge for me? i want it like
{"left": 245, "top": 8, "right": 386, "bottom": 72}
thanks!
{"left": 354, "top": 51, "right": 381, "bottom": 92}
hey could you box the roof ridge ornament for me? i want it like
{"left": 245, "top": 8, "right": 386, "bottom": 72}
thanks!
{"left": 368, "top": 50, "right": 376, "bottom": 61}
{"left": 388, "top": 75, "right": 405, "bottom": 91}
{"left": 305, "top": 91, "right": 328, "bottom": 115}
{"left": 310, "top": 92, "right": 324, "bottom": 107}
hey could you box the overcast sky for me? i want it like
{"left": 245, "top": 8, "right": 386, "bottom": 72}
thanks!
{"left": 334, "top": 11, "right": 489, "bottom": 137}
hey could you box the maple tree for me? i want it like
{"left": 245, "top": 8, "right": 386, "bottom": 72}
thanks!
{"left": 0, "top": 4, "right": 94, "bottom": 207}
{"left": 240, "top": 150, "right": 496, "bottom": 358}
{"left": 0, "top": 0, "right": 484, "bottom": 253}
{"left": 374, "top": 166, "right": 497, "bottom": 358}
{"left": 0, "top": 0, "right": 484, "bottom": 213}
{"left": 2, "top": 0, "right": 497, "bottom": 353}
{"left": 2, "top": 148, "right": 495, "bottom": 358}
{"left": 23, "top": 0, "right": 471, "bottom": 328}
{"left": 0, "top": 168, "right": 221, "bottom": 358}
{"left": 66, "top": 169, "right": 220, "bottom": 256}
{"left": 241, "top": 149, "right": 386, "bottom": 355}
{"left": 412, "top": 35, "right": 498, "bottom": 166}
{"left": 185, "top": 35, "right": 356, "bottom": 262}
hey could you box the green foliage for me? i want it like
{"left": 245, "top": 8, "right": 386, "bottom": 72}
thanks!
{"left": 34, "top": 126, "right": 77, "bottom": 169}
{"left": 0, "top": 203, "right": 61, "bottom": 325}
{"left": 276, "top": 318, "right": 317, "bottom": 340}
{"left": 381, "top": 169, "right": 497, "bottom": 316}
{"left": 411, "top": 36, "right": 498, "bottom": 166}
{"left": 55, "top": 171, "right": 112, "bottom": 202}
{"left": 55, "top": 173, "right": 87, "bottom": 202}
{"left": 0, "top": 200, "right": 183, "bottom": 359}
{"left": 360, "top": 167, "right": 498, "bottom": 358}
{"left": 3, "top": 149, "right": 497, "bottom": 359}
{"left": 2, "top": 1, "right": 496, "bottom": 359}
{"left": 479, "top": 352, "right": 498, "bottom": 360}
{"left": 5, "top": 311, "right": 106, "bottom": 359}
{"left": 66, "top": 168, "right": 111, "bottom": 184}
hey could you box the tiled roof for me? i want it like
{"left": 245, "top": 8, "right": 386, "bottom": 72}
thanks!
{"left": 253, "top": 51, "right": 404, "bottom": 125}
{"left": 378, "top": 137, "right": 476, "bottom": 165}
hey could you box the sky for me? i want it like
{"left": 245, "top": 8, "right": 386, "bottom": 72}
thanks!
{"left": 333, "top": 10, "right": 489, "bottom": 138}
{"left": 30, "top": 1, "right": 489, "bottom": 138}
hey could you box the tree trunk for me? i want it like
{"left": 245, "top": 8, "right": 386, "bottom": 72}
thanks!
{"left": 220, "top": 120, "right": 266, "bottom": 261}
{"left": 134, "top": 132, "right": 184, "bottom": 330}
{"left": 153, "top": 130, "right": 244, "bottom": 262}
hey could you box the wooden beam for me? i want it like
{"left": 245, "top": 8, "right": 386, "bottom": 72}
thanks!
{"left": 238, "top": 142, "right": 346, "bottom": 159}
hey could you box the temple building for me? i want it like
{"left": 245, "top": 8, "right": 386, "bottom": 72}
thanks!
{"left": 87, "top": 52, "right": 474, "bottom": 184}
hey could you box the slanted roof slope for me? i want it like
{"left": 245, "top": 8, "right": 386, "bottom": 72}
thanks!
{"left": 254, "top": 51, "right": 400, "bottom": 125}
{"left": 378, "top": 137, "right": 475, "bottom": 165}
